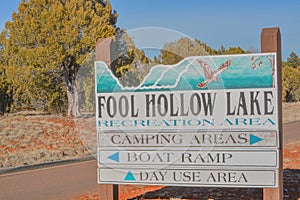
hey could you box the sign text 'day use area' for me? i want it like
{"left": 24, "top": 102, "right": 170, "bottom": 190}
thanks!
{"left": 99, "top": 168, "right": 277, "bottom": 187}
{"left": 96, "top": 53, "right": 279, "bottom": 187}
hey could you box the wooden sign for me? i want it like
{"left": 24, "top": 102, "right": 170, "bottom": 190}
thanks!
{"left": 95, "top": 53, "right": 280, "bottom": 188}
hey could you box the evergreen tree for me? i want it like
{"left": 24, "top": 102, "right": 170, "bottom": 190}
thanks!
{"left": 218, "top": 45, "right": 226, "bottom": 54}
{"left": 218, "top": 46, "right": 249, "bottom": 55}
{"left": 0, "top": 32, "right": 13, "bottom": 114}
{"left": 161, "top": 37, "right": 214, "bottom": 65}
{"left": 2, "top": 0, "right": 117, "bottom": 116}
{"left": 160, "top": 37, "right": 247, "bottom": 65}
{"left": 286, "top": 52, "right": 300, "bottom": 68}
{"left": 282, "top": 66, "right": 300, "bottom": 102}
{"left": 110, "top": 30, "right": 152, "bottom": 87}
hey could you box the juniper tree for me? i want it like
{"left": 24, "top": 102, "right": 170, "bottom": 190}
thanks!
{"left": 3, "top": 0, "right": 117, "bottom": 116}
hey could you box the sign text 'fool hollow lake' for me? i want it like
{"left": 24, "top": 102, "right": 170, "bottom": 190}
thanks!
{"left": 96, "top": 53, "right": 279, "bottom": 187}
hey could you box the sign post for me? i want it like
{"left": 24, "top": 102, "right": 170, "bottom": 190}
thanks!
{"left": 261, "top": 27, "right": 283, "bottom": 200}
{"left": 97, "top": 38, "right": 118, "bottom": 200}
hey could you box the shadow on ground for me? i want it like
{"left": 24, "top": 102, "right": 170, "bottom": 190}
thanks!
{"left": 131, "top": 169, "right": 300, "bottom": 200}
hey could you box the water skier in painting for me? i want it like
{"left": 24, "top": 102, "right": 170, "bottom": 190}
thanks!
{"left": 196, "top": 59, "right": 232, "bottom": 88}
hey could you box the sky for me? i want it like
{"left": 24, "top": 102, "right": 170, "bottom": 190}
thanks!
{"left": 1, "top": 0, "right": 300, "bottom": 60}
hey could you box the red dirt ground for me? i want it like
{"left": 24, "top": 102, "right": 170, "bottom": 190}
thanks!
{"left": 73, "top": 185, "right": 164, "bottom": 200}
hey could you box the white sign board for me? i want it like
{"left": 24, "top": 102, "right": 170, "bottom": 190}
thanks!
{"left": 96, "top": 53, "right": 279, "bottom": 187}
{"left": 99, "top": 131, "right": 278, "bottom": 147}
{"left": 99, "top": 168, "right": 278, "bottom": 188}
{"left": 99, "top": 149, "right": 278, "bottom": 167}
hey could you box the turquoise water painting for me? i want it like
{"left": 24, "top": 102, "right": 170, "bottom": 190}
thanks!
{"left": 96, "top": 53, "right": 276, "bottom": 93}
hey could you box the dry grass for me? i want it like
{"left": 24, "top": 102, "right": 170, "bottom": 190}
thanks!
{"left": 0, "top": 114, "right": 91, "bottom": 168}
{"left": 283, "top": 102, "right": 300, "bottom": 123}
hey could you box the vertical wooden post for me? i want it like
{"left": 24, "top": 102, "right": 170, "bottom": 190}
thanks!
{"left": 96, "top": 38, "right": 119, "bottom": 200}
{"left": 261, "top": 27, "right": 283, "bottom": 200}
{"left": 98, "top": 184, "right": 118, "bottom": 200}
{"left": 96, "top": 38, "right": 114, "bottom": 67}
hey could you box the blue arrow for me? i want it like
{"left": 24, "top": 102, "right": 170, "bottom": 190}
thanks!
{"left": 250, "top": 134, "right": 264, "bottom": 145}
{"left": 107, "top": 152, "right": 119, "bottom": 162}
{"left": 124, "top": 171, "right": 136, "bottom": 181}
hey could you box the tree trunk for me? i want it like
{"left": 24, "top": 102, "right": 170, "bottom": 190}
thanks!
{"left": 66, "top": 81, "right": 81, "bottom": 117}
{"left": 62, "top": 59, "right": 81, "bottom": 117}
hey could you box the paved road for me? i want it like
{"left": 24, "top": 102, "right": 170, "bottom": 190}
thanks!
{"left": 0, "top": 160, "right": 98, "bottom": 200}
{"left": 0, "top": 122, "right": 299, "bottom": 200}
